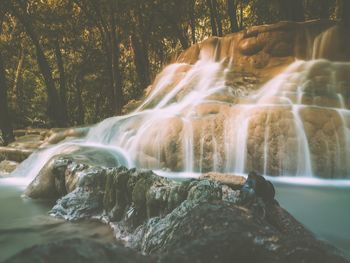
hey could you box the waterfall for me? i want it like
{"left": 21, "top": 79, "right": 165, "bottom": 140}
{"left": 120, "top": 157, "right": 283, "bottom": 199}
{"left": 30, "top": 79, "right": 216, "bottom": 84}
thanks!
{"left": 11, "top": 57, "right": 350, "bottom": 180}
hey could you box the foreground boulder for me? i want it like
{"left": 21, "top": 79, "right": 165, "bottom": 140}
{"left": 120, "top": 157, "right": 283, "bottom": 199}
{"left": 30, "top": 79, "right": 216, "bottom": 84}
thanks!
{"left": 25, "top": 146, "right": 129, "bottom": 199}
{"left": 156, "top": 201, "right": 346, "bottom": 263}
{"left": 16, "top": 158, "right": 349, "bottom": 263}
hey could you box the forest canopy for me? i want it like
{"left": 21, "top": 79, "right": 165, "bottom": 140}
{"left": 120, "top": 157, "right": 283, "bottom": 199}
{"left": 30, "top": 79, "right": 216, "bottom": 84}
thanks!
{"left": 0, "top": 0, "right": 347, "bottom": 145}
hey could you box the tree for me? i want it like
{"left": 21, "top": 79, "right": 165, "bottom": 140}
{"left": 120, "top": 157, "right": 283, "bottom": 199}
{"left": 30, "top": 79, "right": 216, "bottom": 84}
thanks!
{"left": 108, "top": 0, "right": 123, "bottom": 114}
{"left": 319, "top": 0, "right": 333, "bottom": 19}
{"left": 227, "top": 0, "right": 239, "bottom": 32}
{"left": 8, "top": 1, "right": 66, "bottom": 126}
{"left": 12, "top": 37, "right": 25, "bottom": 116}
{"left": 128, "top": 1, "right": 152, "bottom": 92}
{"left": 54, "top": 38, "right": 69, "bottom": 124}
{"left": 279, "top": 0, "right": 305, "bottom": 22}
{"left": 304, "top": 0, "right": 334, "bottom": 20}
{"left": 189, "top": 0, "right": 197, "bottom": 43}
{"left": 0, "top": 10, "right": 14, "bottom": 144}
{"left": 0, "top": 53, "right": 14, "bottom": 145}
{"left": 239, "top": 0, "right": 244, "bottom": 29}
{"left": 207, "top": 0, "right": 223, "bottom": 36}
{"left": 337, "top": 0, "right": 350, "bottom": 24}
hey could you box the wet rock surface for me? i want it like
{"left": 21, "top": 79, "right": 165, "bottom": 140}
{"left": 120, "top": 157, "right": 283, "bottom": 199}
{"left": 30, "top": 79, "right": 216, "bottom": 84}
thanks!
{"left": 156, "top": 201, "right": 347, "bottom": 263}
{"left": 15, "top": 160, "right": 350, "bottom": 263}
{"left": 25, "top": 146, "right": 129, "bottom": 199}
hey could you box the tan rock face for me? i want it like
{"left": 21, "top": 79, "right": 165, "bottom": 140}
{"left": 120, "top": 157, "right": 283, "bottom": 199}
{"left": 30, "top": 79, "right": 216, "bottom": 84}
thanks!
{"left": 300, "top": 108, "right": 347, "bottom": 178}
{"left": 175, "top": 20, "right": 345, "bottom": 73}
{"left": 102, "top": 21, "right": 350, "bottom": 178}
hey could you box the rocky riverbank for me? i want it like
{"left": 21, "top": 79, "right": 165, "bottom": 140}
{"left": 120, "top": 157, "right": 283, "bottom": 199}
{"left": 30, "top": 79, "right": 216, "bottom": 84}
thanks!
{"left": 4, "top": 155, "right": 349, "bottom": 263}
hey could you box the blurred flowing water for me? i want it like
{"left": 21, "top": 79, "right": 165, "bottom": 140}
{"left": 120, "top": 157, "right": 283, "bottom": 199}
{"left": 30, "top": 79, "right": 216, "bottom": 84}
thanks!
{"left": 9, "top": 59, "right": 350, "bottom": 182}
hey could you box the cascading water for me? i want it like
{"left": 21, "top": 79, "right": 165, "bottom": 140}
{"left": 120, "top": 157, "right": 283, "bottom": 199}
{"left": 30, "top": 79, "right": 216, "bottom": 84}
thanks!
{"left": 4, "top": 21, "right": 350, "bottom": 261}
{"left": 10, "top": 57, "right": 350, "bottom": 180}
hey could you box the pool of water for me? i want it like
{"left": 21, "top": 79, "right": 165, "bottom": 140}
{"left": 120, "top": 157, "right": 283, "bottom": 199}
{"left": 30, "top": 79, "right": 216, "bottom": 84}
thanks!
{"left": 0, "top": 175, "right": 349, "bottom": 261}
{"left": 0, "top": 180, "right": 115, "bottom": 262}
{"left": 274, "top": 181, "right": 350, "bottom": 259}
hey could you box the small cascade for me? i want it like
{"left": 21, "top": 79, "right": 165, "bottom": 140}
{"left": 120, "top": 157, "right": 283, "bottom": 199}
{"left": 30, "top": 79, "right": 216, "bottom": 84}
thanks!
{"left": 183, "top": 118, "right": 194, "bottom": 172}
{"left": 263, "top": 111, "right": 271, "bottom": 176}
{"left": 291, "top": 106, "right": 313, "bottom": 177}
{"left": 231, "top": 106, "right": 252, "bottom": 175}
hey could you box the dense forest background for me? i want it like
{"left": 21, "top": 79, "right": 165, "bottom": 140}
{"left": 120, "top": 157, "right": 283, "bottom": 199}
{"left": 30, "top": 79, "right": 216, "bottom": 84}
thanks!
{"left": 0, "top": 0, "right": 349, "bottom": 144}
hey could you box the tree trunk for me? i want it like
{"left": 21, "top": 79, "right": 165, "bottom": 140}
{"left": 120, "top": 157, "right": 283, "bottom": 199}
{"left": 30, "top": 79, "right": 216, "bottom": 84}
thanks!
{"left": 239, "top": 0, "right": 244, "bottom": 29}
{"left": 76, "top": 81, "right": 85, "bottom": 125}
{"left": 108, "top": 0, "right": 123, "bottom": 115}
{"left": 207, "top": 0, "right": 218, "bottom": 36}
{"left": 318, "top": 0, "right": 331, "bottom": 19}
{"left": 74, "top": 71, "right": 85, "bottom": 125}
{"left": 0, "top": 11, "right": 14, "bottom": 144}
{"left": 0, "top": 52, "right": 14, "bottom": 145}
{"left": 131, "top": 5, "right": 153, "bottom": 93}
{"left": 337, "top": 0, "right": 350, "bottom": 25}
{"left": 189, "top": 0, "right": 196, "bottom": 44}
{"left": 227, "top": 0, "right": 239, "bottom": 32}
{"left": 279, "top": 0, "right": 305, "bottom": 22}
{"left": 9, "top": 3, "right": 64, "bottom": 126}
{"left": 131, "top": 35, "right": 152, "bottom": 92}
{"left": 211, "top": 0, "right": 223, "bottom": 36}
{"left": 54, "top": 38, "right": 68, "bottom": 125}
{"left": 177, "top": 27, "right": 190, "bottom": 50}
{"left": 12, "top": 41, "right": 25, "bottom": 114}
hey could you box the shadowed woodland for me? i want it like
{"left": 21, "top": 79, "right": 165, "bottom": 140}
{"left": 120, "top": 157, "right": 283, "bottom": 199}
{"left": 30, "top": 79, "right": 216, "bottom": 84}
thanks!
{"left": 0, "top": 0, "right": 349, "bottom": 145}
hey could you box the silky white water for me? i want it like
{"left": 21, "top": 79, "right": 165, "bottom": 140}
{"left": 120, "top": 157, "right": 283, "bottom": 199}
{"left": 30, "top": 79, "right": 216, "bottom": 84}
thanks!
{"left": 8, "top": 58, "right": 350, "bottom": 180}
